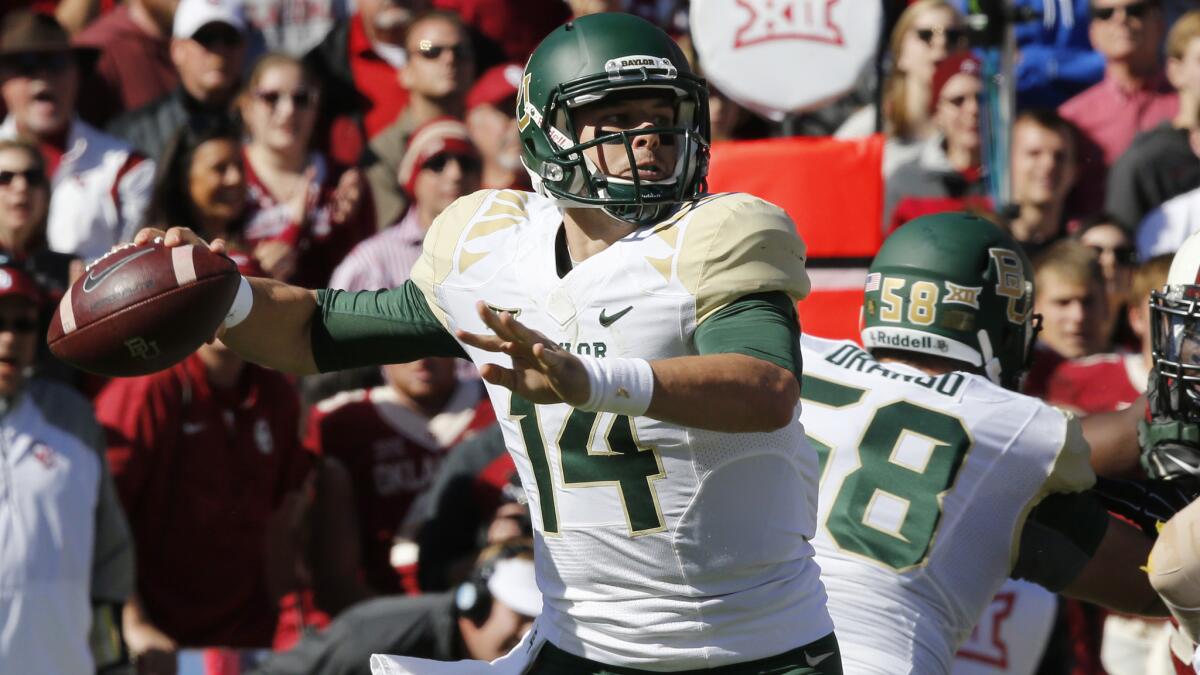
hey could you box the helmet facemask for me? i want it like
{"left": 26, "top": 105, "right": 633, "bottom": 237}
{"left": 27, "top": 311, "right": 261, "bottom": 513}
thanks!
{"left": 1150, "top": 284, "right": 1200, "bottom": 421}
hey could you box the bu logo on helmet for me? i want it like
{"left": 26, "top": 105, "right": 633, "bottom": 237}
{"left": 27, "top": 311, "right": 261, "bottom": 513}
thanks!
{"left": 733, "top": 0, "right": 844, "bottom": 49}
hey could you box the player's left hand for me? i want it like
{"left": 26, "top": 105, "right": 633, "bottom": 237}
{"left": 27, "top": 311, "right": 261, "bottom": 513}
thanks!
{"left": 457, "top": 301, "right": 589, "bottom": 406}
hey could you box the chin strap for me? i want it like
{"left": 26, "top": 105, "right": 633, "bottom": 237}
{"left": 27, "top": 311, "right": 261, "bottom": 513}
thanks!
{"left": 977, "top": 329, "right": 1003, "bottom": 386}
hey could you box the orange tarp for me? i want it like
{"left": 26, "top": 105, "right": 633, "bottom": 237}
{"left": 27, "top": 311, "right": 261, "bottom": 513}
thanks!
{"left": 706, "top": 134, "right": 886, "bottom": 259}
{"left": 706, "top": 135, "right": 885, "bottom": 340}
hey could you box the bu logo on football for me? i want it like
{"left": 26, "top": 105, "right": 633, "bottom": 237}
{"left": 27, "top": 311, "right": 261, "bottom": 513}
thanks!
{"left": 734, "top": 0, "right": 843, "bottom": 48}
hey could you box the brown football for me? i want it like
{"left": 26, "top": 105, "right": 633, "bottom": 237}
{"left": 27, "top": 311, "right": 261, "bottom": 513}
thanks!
{"left": 47, "top": 242, "right": 240, "bottom": 377}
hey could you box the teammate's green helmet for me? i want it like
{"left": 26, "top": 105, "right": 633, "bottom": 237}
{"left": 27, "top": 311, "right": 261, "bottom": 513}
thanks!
{"left": 516, "top": 13, "right": 710, "bottom": 225}
{"left": 861, "top": 213, "right": 1038, "bottom": 390}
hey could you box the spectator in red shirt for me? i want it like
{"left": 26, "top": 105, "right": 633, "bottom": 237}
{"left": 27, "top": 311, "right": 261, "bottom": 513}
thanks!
{"left": 1060, "top": 0, "right": 1178, "bottom": 213}
{"left": 365, "top": 9, "right": 475, "bottom": 229}
{"left": 304, "top": 358, "right": 495, "bottom": 598}
{"left": 1048, "top": 254, "right": 1169, "bottom": 419}
{"left": 303, "top": 0, "right": 430, "bottom": 167}
{"left": 1024, "top": 240, "right": 1112, "bottom": 397}
{"left": 465, "top": 62, "right": 529, "bottom": 191}
{"left": 94, "top": 257, "right": 310, "bottom": 662}
{"left": 73, "top": 0, "right": 179, "bottom": 127}
{"left": 238, "top": 53, "right": 373, "bottom": 288}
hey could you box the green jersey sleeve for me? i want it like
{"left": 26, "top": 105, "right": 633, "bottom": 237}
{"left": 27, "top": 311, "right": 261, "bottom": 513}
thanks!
{"left": 692, "top": 291, "right": 802, "bottom": 382}
{"left": 310, "top": 281, "right": 467, "bottom": 373}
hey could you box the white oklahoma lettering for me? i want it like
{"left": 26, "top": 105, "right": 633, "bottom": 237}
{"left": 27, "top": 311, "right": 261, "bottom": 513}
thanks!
{"left": 734, "top": 0, "right": 843, "bottom": 48}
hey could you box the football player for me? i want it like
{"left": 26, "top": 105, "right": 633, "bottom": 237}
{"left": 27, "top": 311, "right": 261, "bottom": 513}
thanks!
{"left": 135, "top": 13, "right": 841, "bottom": 675}
{"left": 799, "top": 212, "right": 1167, "bottom": 675}
{"left": 1142, "top": 231, "right": 1200, "bottom": 672}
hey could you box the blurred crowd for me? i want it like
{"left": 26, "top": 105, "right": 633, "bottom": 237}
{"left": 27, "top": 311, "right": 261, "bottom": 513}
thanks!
{"left": 4, "top": 0, "right": 1200, "bottom": 674}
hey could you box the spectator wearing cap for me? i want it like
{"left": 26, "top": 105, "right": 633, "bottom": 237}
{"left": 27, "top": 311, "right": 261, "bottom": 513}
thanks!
{"left": 251, "top": 538, "right": 539, "bottom": 675}
{"left": 0, "top": 10, "right": 155, "bottom": 263}
{"left": 882, "top": 53, "right": 991, "bottom": 233}
{"left": 238, "top": 53, "right": 374, "bottom": 288}
{"left": 1059, "top": 0, "right": 1177, "bottom": 213}
{"left": 94, "top": 250, "right": 311, "bottom": 658}
{"left": 0, "top": 263, "right": 134, "bottom": 675}
{"left": 304, "top": 0, "right": 430, "bottom": 167}
{"left": 365, "top": 9, "right": 475, "bottom": 229}
{"left": 108, "top": 0, "right": 247, "bottom": 161}
{"left": 466, "top": 63, "right": 529, "bottom": 191}
{"left": 73, "top": 0, "right": 180, "bottom": 128}
{"left": 331, "top": 118, "right": 480, "bottom": 292}
{"left": 1106, "top": 11, "right": 1200, "bottom": 230}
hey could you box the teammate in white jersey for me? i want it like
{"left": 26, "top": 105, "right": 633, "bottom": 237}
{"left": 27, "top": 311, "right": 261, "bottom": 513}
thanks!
{"left": 135, "top": 12, "right": 840, "bottom": 675}
{"left": 799, "top": 213, "right": 1166, "bottom": 675}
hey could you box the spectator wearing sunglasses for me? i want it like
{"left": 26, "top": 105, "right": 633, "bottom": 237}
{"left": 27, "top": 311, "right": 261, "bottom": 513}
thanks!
{"left": 0, "top": 138, "right": 79, "bottom": 300}
{"left": 303, "top": 0, "right": 431, "bottom": 168}
{"left": 365, "top": 10, "right": 475, "bottom": 230}
{"left": 239, "top": 53, "right": 374, "bottom": 288}
{"left": 108, "top": 0, "right": 247, "bottom": 162}
{"left": 72, "top": 0, "right": 180, "bottom": 129}
{"left": 0, "top": 138, "right": 89, "bottom": 390}
{"left": 882, "top": 53, "right": 991, "bottom": 233}
{"left": 1077, "top": 213, "right": 1139, "bottom": 345}
{"left": 0, "top": 10, "right": 155, "bottom": 264}
{"left": 1006, "top": 109, "right": 1080, "bottom": 252}
{"left": 331, "top": 117, "right": 480, "bottom": 292}
{"left": 0, "top": 262, "right": 134, "bottom": 675}
{"left": 837, "top": 0, "right": 968, "bottom": 178}
{"left": 1106, "top": 11, "right": 1200, "bottom": 231}
{"left": 1059, "top": 0, "right": 1176, "bottom": 214}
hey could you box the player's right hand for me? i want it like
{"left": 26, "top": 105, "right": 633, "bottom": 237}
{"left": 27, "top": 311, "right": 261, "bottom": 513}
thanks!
{"left": 133, "top": 227, "right": 227, "bottom": 256}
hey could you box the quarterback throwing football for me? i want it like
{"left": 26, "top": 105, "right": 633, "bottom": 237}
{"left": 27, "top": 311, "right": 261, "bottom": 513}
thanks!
{"left": 138, "top": 14, "right": 840, "bottom": 675}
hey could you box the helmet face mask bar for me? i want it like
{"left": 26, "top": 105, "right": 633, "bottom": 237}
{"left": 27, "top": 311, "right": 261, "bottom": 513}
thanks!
{"left": 1150, "top": 285, "right": 1200, "bottom": 421}
{"left": 517, "top": 14, "right": 711, "bottom": 225}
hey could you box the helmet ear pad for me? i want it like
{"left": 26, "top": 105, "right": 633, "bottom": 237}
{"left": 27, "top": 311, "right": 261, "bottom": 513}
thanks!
{"left": 453, "top": 540, "right": 536, "bottom": 627}
{"left": 455, "top": 571, "right": 493, "bottom": 627}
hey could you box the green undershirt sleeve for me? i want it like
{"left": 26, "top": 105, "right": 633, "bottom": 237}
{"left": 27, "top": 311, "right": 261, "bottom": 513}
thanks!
{"left": 692, "top": 291, "right": 802, "bottom": 382}
{"left": 1011, "top": 490, "right": 1110, "bottom": 592}
{"left": 310, "top": 281, "right": 467, "bottom": 373}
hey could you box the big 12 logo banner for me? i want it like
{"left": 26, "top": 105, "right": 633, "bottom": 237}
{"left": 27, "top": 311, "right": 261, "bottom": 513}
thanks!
{"left": 690, "top": 0, "right": 880, "bottom": 119}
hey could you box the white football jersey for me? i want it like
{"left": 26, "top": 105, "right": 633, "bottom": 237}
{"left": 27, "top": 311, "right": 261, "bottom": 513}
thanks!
{"left": 798, "top": 335, "right": 1095, "bottom": 675}
{"left": 410, "top": 189, "right": 831, "bottom": 669}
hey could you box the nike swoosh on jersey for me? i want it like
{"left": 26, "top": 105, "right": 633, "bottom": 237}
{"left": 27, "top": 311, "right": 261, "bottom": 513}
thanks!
{"left": 599, "top": 306, "right": 633, "bottom": 327}
{"left": 81, "top": 248, "right": 156, "bottom": 293}
{"left": 182, "top": 422, "right": 206, "bottom": 435}
{"left": 805, "top": 651, "right": 834, "bottom": 667}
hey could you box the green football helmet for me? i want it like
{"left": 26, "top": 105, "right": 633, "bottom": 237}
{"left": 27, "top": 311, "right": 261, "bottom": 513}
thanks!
{"left": 861, "top": 212, "right": 1039, "bottom": 390}
{"left": 516, "top": 13, "right": 710, "bottom": 225}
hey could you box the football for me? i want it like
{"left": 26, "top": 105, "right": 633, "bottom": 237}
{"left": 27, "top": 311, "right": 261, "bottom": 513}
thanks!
{"left": 47, "top": 241, "right": 240, "bottom": 377}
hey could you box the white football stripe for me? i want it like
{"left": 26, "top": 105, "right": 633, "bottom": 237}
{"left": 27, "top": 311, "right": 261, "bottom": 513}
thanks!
{"left": 172, "top": 245, "right": 197, "bottom": 285}
{"left": 60, "top": 289, "right": 76, "bottom": 335}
